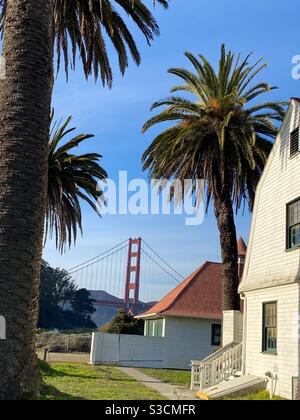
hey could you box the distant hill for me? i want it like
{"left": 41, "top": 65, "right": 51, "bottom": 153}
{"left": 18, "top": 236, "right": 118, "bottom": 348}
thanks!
{"left": 89, "top": 290, "right": 156, "bottom": 328}
{"left": 89, "top": 290, "right": 123, "bottom": 303}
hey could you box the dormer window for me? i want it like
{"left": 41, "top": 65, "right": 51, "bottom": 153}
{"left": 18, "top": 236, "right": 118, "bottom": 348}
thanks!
{"left": 290, "top": 128, "right": 299, "bottom": 157}
{"left": 287, "top": 198, "right": 300, "bottom": 249}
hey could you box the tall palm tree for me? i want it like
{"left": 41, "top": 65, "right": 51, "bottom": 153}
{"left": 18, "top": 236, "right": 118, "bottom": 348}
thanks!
{"left": 142, "top": 45, "right": 286, "bottom": 312}
{"left": 47, "top": 113, "right": 107, "bottom": 253}
{"left": 0, "top": 0, "right": 168, "bottom": 400}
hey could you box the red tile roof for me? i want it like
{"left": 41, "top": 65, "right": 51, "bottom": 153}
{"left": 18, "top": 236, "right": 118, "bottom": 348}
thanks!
{"left": 137, "top": 237, "right": 247, "bottom": 321}
{"left": 137, "top": 262, "right": 223, "bottom": 320}
{"left": 237, "top": 237, "right": 247, "bottom": 256}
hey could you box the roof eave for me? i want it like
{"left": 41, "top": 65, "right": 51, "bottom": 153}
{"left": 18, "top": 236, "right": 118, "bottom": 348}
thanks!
{"left": 135, "top": 312, "right": 158, "bottom": 319}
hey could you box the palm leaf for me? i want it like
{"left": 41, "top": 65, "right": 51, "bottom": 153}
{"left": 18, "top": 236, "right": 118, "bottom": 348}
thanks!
{"left": 46, "top": 111, "right": 107, "bottom": 252}
{"left": 142, "top": 45, "right": 287, "bottom": 212}
{"left": 0, "top": 0, "right": 169, "bottom": 86}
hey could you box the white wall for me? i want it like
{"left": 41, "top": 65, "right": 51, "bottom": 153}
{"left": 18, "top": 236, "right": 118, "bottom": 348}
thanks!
{"left": 163, "top": 317, "right": 220, "bottom": 370}
{"left": 222, "top": 311, "right": 243, "bottom": 346}
{"left": 244, "top": 283, "right": 300, "bottom": 400}
{"left": 238, "top": 99, "right": 300, "bottom": 399}
{"left": 90, "top": 317, "right": 221, "bottom": 370}
{"left": 240, "top": 101, "right": 300, "bottom": 293}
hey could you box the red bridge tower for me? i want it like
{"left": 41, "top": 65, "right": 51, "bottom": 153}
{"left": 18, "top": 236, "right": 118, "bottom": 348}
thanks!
{"left": 124, "top": 238, "right": 142, "bottom": 309}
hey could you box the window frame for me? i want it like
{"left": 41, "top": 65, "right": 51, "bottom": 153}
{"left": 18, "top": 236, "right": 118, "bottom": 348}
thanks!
{"left": 286, "top": 197, "right": 300, "bottom": 250}
{"left": 211, "top": 324, "right": 222, "bottom": 347}
{"left": 290, "top": 127, "right": 299, "bottom": 158}
{"left": 145, "top": 319, "right": 164, "bottom": 337}
{"left": 262, "top": 302, "right": 278, "bottom": 354}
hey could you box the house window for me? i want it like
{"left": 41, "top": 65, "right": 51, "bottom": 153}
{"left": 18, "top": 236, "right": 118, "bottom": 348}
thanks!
{"left": 287, "top": 199, "right": 300, "bottom": 249}
{"left": 211, "top": 324, "right": 222, "bottom": 346}
{"left": 290, "top": 128, "right": 299, "bottom": 157}
{"left": 263, "top": 302, "right": 277, "bottom": 353}
{"left": 145, "top": 319, "right": 164, "bottom": 337}
{"left": 144, "top": 320, "right": 150, "bottom": 336}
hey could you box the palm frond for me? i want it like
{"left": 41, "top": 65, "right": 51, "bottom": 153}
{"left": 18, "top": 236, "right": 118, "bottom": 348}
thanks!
{"left": 142, "top": 45, "right": 287, "bottom": 212}
{"left": 0, "top": 0, "right": 169, "bottom": 86}
{"left": 46, "top": 111, "right": 107, "bottom": 253}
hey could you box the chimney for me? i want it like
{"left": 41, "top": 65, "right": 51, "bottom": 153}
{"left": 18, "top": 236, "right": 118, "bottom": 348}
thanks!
{"left": 237, "top": 237, "right": 247, "bottom": 280}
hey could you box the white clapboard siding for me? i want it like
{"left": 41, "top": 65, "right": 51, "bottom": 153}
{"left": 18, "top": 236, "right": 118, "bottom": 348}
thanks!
{"left": 163, "top": 317, "right": 220, "bottom": 370}
{"left": 240, "top": 101, "right": 300, "bottom": 293}
{"left": 240, "top": 99, "right": 300, "bottom": 400}
{"left": 244, "top": 284, "right": 300, "bottom": 400}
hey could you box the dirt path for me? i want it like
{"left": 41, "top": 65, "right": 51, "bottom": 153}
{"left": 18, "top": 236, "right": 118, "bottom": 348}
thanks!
{"left": 37, "top": 352, "right": 90, "bottom": 364}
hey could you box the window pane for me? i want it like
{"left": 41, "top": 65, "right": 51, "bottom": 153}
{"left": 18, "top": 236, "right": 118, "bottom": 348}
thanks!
{"left": 263, "top": 303, "right": 277, "bottom": 353}
{"left": 155, "top": 320, "right": 163, "bottom": 337}
{"left": 145, "top": 321, "right": 149, "bottom": 336}
{"left": 212, "top": 324, "right": 222, "bottom": 346}
{"left": 153, "top": 320, "right": 159, "bottom": 337}
{"left": 291, "top": 224, "right": 300, "bottom": 247}
{"left": 289, "top": 202, "right": 300, "bottom": 225}
{"left": 290, "top": 128, "right": 299, "bottom": 157}
{"left": 148, "top": 320, "right": 154, "bottom": 337}
{"left": 288, "top": 200, "right": 300, "bottom": 249}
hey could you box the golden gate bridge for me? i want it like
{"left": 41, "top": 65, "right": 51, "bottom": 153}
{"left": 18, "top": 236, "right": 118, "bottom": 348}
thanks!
{"left": 68, "top": 238, "right": 184, "bottom": 314}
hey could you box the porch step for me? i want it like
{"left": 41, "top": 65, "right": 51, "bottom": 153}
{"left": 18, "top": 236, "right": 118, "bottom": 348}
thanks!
{"left": 197, "top": 375, "right": 268, "bottom": 400}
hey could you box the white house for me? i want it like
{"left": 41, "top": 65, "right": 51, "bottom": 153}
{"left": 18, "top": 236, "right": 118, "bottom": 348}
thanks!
{"left": 90, "top": 241, "right": 246, "bottom": 370}
{"left": 136, "top": 241, "right": 246, "bottom": 369}
{"left": 191, "top": 99, "right": 300, "bottom": 400}
{"left": 136, "top": 262, "right": 223, "bottom": 369}
{"left": 238, "top": 98, "right": 300, "bottom": 400}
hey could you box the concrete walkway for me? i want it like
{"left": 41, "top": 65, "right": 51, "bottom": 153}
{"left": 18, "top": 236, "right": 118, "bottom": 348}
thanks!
{"left": 118, "top": 367, "right": 198, "bottom": 400}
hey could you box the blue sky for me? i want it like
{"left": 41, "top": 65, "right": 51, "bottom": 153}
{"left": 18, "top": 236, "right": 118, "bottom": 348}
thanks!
{"left": 45, "top": 0, "right": 300, "bottom": 277}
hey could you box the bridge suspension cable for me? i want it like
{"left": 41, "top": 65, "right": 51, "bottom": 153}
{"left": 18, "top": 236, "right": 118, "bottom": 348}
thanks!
{"left": 141, "top": 239, "right": 184, "bottom": 283}
{"left": 67, "top": 237, "right": 184, "bottom": 309}
{"left": 68, "top": 239, "right": 128, "bottom": 273}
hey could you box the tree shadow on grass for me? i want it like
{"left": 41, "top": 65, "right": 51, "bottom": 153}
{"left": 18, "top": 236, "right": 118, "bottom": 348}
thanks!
{"left": 40, "top": 360, "right": 102, "bottom": 381}
{"left": 40, "top": 383, "right": 88, "bottom": 401}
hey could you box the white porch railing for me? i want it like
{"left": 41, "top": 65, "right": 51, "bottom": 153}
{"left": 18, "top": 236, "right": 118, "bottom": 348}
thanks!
{"left": 190, "top": 342, "right": 243, "bottom": 391}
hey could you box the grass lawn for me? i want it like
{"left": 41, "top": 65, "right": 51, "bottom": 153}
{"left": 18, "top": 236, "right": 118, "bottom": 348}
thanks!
{"left": 222, "top": 391, "right": 286, "bottom": 401}
{"left": 40, "top": 362, "right": 164, "bottom": 400}
{"left": 138, "top": 368, "right": 190, "bottom": 388}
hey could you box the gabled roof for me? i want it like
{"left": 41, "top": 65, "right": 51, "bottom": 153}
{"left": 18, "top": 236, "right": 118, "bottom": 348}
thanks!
{"left": 237, "top": 237, "right": 247, "bottom": 256}
{"left": 239, "top": 98, "right": 297, "bottom": 293}
{"left": 137, "top": 262, "right": 223, "bottom": 320}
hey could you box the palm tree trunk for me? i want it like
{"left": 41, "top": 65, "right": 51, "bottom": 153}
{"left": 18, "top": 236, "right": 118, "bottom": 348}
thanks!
{"left": 0, "top": 0, "right": 53, "bottom": 400}
{"left": 214, "top": 185, "right": 240, "bottom": 312}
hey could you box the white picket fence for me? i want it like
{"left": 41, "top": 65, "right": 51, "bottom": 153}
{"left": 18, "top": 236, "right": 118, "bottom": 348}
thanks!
{"left": 191, "top": 342, "right": 243, "bottom": 391}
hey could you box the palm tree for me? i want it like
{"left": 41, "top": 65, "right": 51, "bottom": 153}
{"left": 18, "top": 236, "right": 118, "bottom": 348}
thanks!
{"left": 0, "top": 2, "right": 54, "bottom": 400}
{"left": 0, "top": 0, "right": 168, "bottom": 400}
{"left": 1, "top": 0, "right": 169, "bottom": 86}
{"left": 47, "top": 113, "right": 107, "bottom": 253}
{"left": 142, "top": 45, "right": 286, "bottom": 312}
